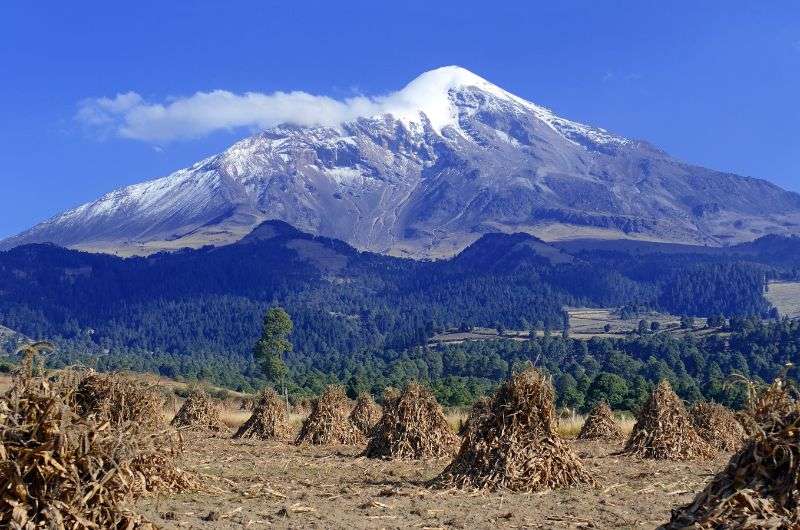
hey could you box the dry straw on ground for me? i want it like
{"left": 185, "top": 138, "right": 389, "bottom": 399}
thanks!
{"left": 0, "top": 349, "right": 196, "bottom": 529}
{"left": 433, "top": 368, "right": 595, "bottom": 491}
{"left": 349, "top": 392, "right": 380, "bottom": 435}
{"left": 234, "top": 387, "right": 290, "bottom": 440}
{"left": 171, "top": 387, "right": 226, "bottom": 432}
{"left": 365, "top": 382, "right": 458, "bottom": 459}
{"left": 296, "top": 385, "right": 364, "bottom": 445}
{"left": 577, "top": 401, "right": 624, "bottom": 441}
{"left": 623, "top": 380, "right": 715, "bottom": 460}
{"left": 690, "top": 402, "right": 746, "bottom": 452}
{"left": 663, "top": 380, "right": 800, "bottom": 528}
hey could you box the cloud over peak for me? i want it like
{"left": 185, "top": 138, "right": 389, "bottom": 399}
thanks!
{"left": 74, "top": 66, "right": 513, "bottom": 143}
{"left": 77, "top": 89, "right": 383, "bottom": 142}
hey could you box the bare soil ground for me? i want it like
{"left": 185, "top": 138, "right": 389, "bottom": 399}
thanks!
{"left": 135, "top": 430, "right": 729, "bottom": 529}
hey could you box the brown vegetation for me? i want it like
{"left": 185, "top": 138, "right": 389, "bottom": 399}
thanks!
{"left": 735, "top": 375, "right": 797, "bottom": 436}
{"left": 664, "top": 385, "right": 800, "bottom": 528}
{"left": 690, "top": 402, "right": 746, "bottom": 452}
{"left": 365, "top": 382, "right": 458, "bottom": 459}
{"left": 433, "top": 368, "right": 596, "bottom": 491}
{"left": 171, "top": 388, "right": 226, "bottom": 432}
{"left": 0, "top": 348, "right": 196, "bottom": 529}
{"left": 233, "top": 388, "right": 289, "bottom": 440}
{"left": 623, "top": 380, "right": 715, "bottom": 460}
{"left": 73, "top": 371, "right": 167, "bottom": 430}
{"left": 233, "top": 387, "right": 290, "bottom": 440}
{"left": 295, "top": 385, "right": 364, "bottom": 445}
{"left": 577, "top": 401, "right": 624, "bottom": 441}
{"left": 457, "top": 396, "right": 491, "bottom": 436}
{"left": 348, "top": 392, "right": 380, "bottom": 435}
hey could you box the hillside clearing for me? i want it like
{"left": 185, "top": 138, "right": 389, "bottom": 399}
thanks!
{"left": 766, "top": 280, "right": 800, "bottom": 319}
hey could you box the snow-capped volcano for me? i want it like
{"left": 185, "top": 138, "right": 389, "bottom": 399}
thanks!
{"left": 4, "top": 66, "right": 800, "bottom": 257}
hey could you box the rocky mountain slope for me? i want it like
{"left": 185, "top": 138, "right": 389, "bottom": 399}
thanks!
{"left": 4, "top": 66, "right": 800, "bottom": 257}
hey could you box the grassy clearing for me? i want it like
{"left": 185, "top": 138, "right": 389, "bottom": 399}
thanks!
{"left": 766, "top": 280, "right": 800, "bottom": 319}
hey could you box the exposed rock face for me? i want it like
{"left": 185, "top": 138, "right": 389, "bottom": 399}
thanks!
{"left": 4, "top": 66, "right": 800, "bottom": 257}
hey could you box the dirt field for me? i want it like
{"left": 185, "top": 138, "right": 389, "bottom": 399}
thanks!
{"left": 431, "top": 309, "right": 709, "bottom": 345}
{"left": 135, "top": 429, "right": 729, "bottom": 529}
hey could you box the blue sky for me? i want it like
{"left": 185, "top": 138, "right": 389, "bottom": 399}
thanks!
{"left": 1, "top": 1, "right": 799, "bottom": 239}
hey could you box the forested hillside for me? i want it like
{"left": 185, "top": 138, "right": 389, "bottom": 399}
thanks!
{"left": 0, "top": 221, "right": 797, "bottom": 399}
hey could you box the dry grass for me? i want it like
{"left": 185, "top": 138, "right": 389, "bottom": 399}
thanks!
{"left": 765, "top": 280, "right": 800, "bottom": 319}
{"left": 450, "top": 407, "right": 635, "bottom": 439}
{"left": 0, "top": 374, "right": 11, "bottom": 394}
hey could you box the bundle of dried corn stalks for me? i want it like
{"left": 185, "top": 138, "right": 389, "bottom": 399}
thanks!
{"left": 0, "top": 350, "right": 196, "bottom": 529}
{"left": 365, "top": 382, "right": 457, "bottom": 459}
{"left": 295, "top": 385, "right": 364, "bottom": 445}
{"left": 663, "top": 399, "right": 800, "bottom": 528}
{"left": 73, "top": 371, "right": 167, "bottom": 430}
{"left": 433, "top": 368, "right": 595, "bottom": 491}
{"left": 734, "top": 375, "right": 798, "bottom": 436}
{"left": 234, "top": 387, "right": 290, "bottom": 440}
{"left": 170, "top": 387, "right": 226, "bottom": 432}
{"left": 690, "top": 402, "right": 746, "bottom": 452}
{"left": 349, "top": 392, "right": 380, "bottom": 435}
{"left": 577, "top": 401, "right": 624, "bottom": 441}
{"left": 623, "top": 380, "right": 715, "bottom": 460}
{"left": 292, "top": 397, "right": 313, "bottom": 416}
{"left": 458, "top": 396, "right": 491, "bottom": 437}
{"left": 239, "top": 397, "right": 255, "bottom": 411}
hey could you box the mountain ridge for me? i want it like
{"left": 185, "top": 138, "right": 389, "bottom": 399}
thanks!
{"left": 4, "top": 66, "right": 800, "bottom": 257}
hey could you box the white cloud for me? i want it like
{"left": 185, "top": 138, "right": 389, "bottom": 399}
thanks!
{"left": 74, "top": 66, "right": 505, "bottom": 143}
{"left": 76, "top": 88, "right": 388, "bottom": 142}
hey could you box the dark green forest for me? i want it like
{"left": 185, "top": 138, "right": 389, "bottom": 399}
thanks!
{"left": 30, "top": 317, "right": 800, "bottom": 413}
{"left": 1, "top": 221, "right": 799, "bottom": 407}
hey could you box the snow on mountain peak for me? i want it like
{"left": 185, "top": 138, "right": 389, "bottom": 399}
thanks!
{"left": 370, "top": 66, "right": 628, "bottom": 146}
{"left": 376, "top": 65, "right": 532, "bottom": 133}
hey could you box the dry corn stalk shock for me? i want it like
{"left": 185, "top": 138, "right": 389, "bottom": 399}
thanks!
{"left": 662, "top": 393, "right": 800, "bottom": 529}
{"left": 170, "top": 387, "right": 226, "bottom": 432}
{"left": 295, "top": 385, "right": 364, "bottom": 445}
{"left": 0, "top": 357, "right": 196, "bottom": 529}
{"left": 732, "top": 374, "right": 798, "bottom": 436}
{"left": 73, "top": 370, "right": 167, "bottom": 431}
{"left": 433, "top": 368, "right": 596, "bottom": 491}
{"left": 690, "top": 402, "right": 746, "bottom": 452}
{"left": 458, "top": 396, "right": 491, "bottom": 437}
{"left": 349, "top": 392, "right": 381, "bottom": 435}
{"left": 365, "top": 382, "right": 458, "bottom": 460}
{"left": 623, "top": 380, "right": 715, "bottom": 460}
{"left": 577, "top": 401, "right": 624, "bottom": 441}
{"left": 234, "top": 387, "right": 290, "bottom": 440}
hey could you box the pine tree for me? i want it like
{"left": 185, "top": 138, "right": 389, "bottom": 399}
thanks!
{"left": 254, "top": 307, "right": 293, "bottom": 385}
